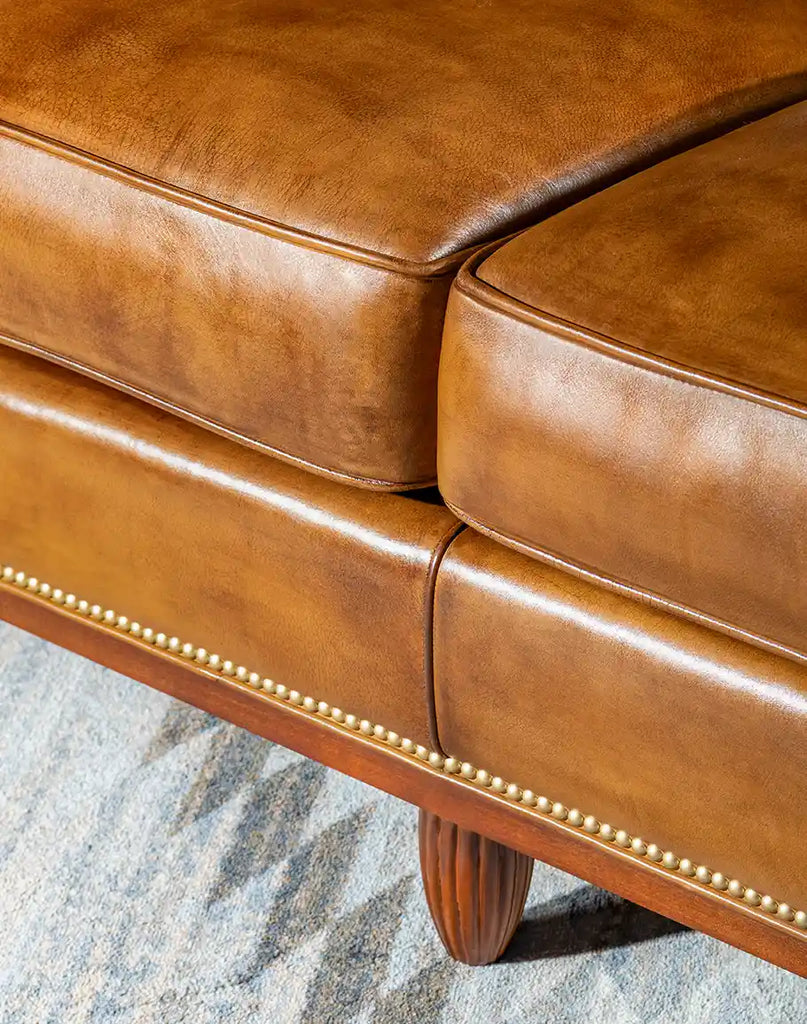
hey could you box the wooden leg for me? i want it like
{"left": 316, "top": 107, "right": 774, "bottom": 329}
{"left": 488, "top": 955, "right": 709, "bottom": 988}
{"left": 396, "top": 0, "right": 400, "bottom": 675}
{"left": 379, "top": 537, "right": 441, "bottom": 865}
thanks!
{"left": 419, "top": 807, "right": 533, "bottom": 965}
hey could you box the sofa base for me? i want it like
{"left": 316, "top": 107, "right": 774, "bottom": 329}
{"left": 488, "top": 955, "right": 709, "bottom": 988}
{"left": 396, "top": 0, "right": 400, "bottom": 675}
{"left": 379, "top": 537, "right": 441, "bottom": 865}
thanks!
{"left": 2, "top": 573, "right": 805, "bottom": 977}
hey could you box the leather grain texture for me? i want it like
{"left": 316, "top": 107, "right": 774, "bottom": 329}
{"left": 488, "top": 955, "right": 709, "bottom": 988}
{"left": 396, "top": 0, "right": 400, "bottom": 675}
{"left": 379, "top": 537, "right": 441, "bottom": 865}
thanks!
{"left": 0, "top": 129, "right": 453, "bottom": 490}
{"left": 438, "top": 102, "right": 807, "bottom": 659}
{"left": 433, "top": 531, "right": 807, "bottom": 913}
{"left": 0, "top": 347, "right": 460, "bottom": 747}
{"left": 2, "top": 0, "right": 807, "bottom": 486}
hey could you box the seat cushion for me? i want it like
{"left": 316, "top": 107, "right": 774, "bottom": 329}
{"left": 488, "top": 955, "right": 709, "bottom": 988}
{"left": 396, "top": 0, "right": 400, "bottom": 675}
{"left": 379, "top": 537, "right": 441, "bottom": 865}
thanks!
{"left": 0, "top": 346, "right": 460, "bottom": 748}
{"left": 438, "top": 101, "right": 807, "bottom": 660}
{"left": 434, "top": 530, "right": 807, "bottom": 917}
{"left": 2, "top": 1, "right": 807, "bottom": 488}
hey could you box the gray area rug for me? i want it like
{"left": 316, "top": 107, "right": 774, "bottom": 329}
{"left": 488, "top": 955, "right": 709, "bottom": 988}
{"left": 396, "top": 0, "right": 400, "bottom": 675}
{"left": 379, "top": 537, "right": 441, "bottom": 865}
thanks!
{"left": 1, "top": 621, "right": 804, "bottom": 1023}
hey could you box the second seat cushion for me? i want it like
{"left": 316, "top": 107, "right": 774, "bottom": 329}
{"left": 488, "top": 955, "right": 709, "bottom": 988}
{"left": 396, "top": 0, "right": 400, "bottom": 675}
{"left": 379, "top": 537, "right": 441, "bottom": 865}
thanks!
{"left": 439, "top": 101, "right": 807, "bottom": 661}
{"left": 2, "top": 1, "right": 807, "bottom": 488}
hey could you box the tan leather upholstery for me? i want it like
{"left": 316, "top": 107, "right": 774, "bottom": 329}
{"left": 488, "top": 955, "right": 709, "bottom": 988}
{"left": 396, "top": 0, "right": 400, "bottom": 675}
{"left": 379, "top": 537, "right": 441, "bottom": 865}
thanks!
{"left": 439, "top": 102, "right": 807, "bottom": 661}
{"left": 0, "top": 347, "right": 460, "bottom": 747}
{"left": 433, "top": 530, "right": 807, "bottom": 912}
{"left": 3, "top": 2, "right": 807, "bottom": 487}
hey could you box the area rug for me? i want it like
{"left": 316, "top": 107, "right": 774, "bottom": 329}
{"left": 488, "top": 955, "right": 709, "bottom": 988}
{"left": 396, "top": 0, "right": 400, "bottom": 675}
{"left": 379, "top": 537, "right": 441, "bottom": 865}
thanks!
{"left": 1, "top": 621, "right": 803, "bottom": 1023}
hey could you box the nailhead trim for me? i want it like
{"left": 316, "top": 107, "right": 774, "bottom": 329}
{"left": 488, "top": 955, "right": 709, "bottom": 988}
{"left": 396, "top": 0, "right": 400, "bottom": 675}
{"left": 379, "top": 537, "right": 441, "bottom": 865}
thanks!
{"left": 2, "top": 561, "right": 806, "bottom": 933}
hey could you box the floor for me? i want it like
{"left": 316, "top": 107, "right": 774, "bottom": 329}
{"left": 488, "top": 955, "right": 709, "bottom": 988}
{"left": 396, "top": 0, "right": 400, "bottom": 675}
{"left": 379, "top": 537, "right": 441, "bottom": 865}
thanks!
{"left": 1, "top": 620, "right": 803, "bottom": 1023}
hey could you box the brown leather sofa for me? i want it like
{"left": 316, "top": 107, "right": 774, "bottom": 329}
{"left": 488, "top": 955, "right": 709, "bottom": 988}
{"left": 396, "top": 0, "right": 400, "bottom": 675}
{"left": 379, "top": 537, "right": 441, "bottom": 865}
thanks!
{"left": 2, "top": 0, "right": 805, "bottom": 978}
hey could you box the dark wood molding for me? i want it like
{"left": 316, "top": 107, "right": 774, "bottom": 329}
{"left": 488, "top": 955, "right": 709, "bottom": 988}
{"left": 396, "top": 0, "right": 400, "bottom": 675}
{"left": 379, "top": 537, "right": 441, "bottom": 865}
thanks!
{"left": 2, "top": 581, "right": 805, "bottom": 977}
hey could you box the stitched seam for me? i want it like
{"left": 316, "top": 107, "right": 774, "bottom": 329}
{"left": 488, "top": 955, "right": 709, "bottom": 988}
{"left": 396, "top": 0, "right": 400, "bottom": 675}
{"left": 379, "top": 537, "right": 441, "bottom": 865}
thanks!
{"left": 422, "top": 520, "right": 466, "bottom": 753}
{"left": 0, "top": 333, "right": 437, "bottom": 492}
{"left": 443, "top": 497, "right": 807, "bottom": 668}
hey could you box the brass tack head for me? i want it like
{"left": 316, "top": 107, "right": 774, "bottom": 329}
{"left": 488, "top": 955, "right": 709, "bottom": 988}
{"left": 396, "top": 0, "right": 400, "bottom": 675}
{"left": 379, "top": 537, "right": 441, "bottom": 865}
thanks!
{"left": 460, "top": 763, "right": 477, "bottom": 780}
{"left": 222, "top": 660, "right": 235, "bottom": 675}
{"left": 552, "top": 802, "right": 568, "bottom": 820}
{"left": 52, "top": 590, "right": 65, "bottom": 604}
{"left": 141, "top": 628, "right": 155, "bottom": 643}
{"left": 330, "top": 707, "right": 345, "bottom": 722}
{"left": 567, "top": 809, "right": 584, "bottom": 827}
{"left": 40, "top": 583, "right": 53, "bottom": 599}
{"left": 103, "top": 610, "right": 117, "bottom": 625}
{"left": 615, "top": 830, "right": 631, "bottom": 848}
{"left": 537, "top": 796, "right": 552, "bottom": 813}
{"left": 289, "top": 690, "right": 304, "bottom": 706}
{"left": 26, "top": 577, "right": 39, "bottom": 591}
{"left": 583, "top": 816, "right": 600, "bottom": 835}
{"left": 14, "top": 571, "right": 26, "bottom": 587}
{"left": 373, "top": 724, "right": 387, "bottom": 740}
{"left": 678, "top": 858, "right": 695, "bottom": 877}
{"left": 129, "top": 622, "right": 143, "bottom": 637}
{"left": 521, "top": 790, "right": 537, "bottom": 807}
{"left": 360, "top": 720, "right": 376, "bottom": 736}
{"left": 631, "top": 838, "right": 648, "bottom": 857}
{"left": 1, "top": 566, "right": 13, "bottom": 581}
{"left": 695, "top": 866, "right": 712, "bottom": 884}
{"left": 710, "top": 872, "right": 728, "bottom": 891}
{"left": 65, "top": 594, "right": 78, "bottom": 610}
{"left": 275, "top": 684, "right": 289, "bottom": 700}
{"left": 776, "top": 903, "right": 794, "bottom": 922}
{"left": 77, "top": 599, "right": 89, "bottom": 614}
{"left": 744, "top": 888, "right": 761, "bottom": 906}
{"left": 401, "top": 738, "right": 415, "bottom": 753}
{"left": 181, "top": 642, "right": 196, "bottom": 658}
{"left": 346, "top": 714, "right": 360, "bottom": 730}
{"left": 385, "top": 730, "right": 400, "bottom": 746}
{"left": 116, "top": 615, "right": 131, "bottom": 631}
{"left": 168, "top": 636, "right": 181, "bottom": 652}
{"left": 235, "top": 666, "right": 249, "bottom": 682}
{"left": 662, "top": 852, "right": 679, "bottom": 870}
{"left": 445, "top": 758, "right": 462, "bottom": 774}
{"left": 155, "top": 632, "right": 168, "bottom": 648}
{"left": 415, "top": 744, "right": 429, "bottom": 760}
{"left": 318, "top": 701, "right": 332, "bottom": 716}
{"left": 505, "top": 783, "right": 522, "bottom": 801}
{"left": 263, "top": 679, "right": 277, "bottom": 694}
{"left": 428, "top": 752, "right": 445, "bottom": 769}
{"left": 794, "top": 910, "right": 807, "bottom": 930}
{"left": 760, "top": 895, "right": 778, "bottom": 915}
{"left": 646, "top": 844, "right": 663, "bottom": 862}
{"left": 194, "top": 647, "right": 208, "bottom": 663}
{"left": 207, "top": 654, "right": 222, "bottom": 669}
{"left": 303, "top": 696, "right": 318, "bottom": 712}
{"left": 491, "top": 776, "right": 507, "bottom": 793}
{"left": 475, "top": 770, "right": 492, "bottom": 788}
{"left": 600, "top": 824, "right": 616, "bottom": 842}
{"left": 727, "top": 879, "right": 745, "bottom": 898}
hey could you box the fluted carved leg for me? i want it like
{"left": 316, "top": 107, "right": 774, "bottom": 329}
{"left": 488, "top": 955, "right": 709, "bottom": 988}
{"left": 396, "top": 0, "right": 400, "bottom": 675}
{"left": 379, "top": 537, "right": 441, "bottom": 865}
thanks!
{"left": 419, "top": 808, "right": 533, "bottom": 965}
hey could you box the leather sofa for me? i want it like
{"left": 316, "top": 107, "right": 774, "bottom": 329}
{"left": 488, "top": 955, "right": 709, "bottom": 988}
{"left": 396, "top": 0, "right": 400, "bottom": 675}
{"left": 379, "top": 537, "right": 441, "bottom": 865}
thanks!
{"left": 1, "top": 0, "right": 805, "bottom": 977}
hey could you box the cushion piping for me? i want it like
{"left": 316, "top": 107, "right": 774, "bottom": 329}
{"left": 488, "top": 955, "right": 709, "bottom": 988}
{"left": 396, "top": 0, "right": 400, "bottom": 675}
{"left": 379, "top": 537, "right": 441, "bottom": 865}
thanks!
{"left": 443, "top": 497, "right": 807, "bottom": 669}
{"left": 0, "top": 119, "right": 480, "bottom": 279}
{"left": 456, "top": 247, "right": 807, "bottom": 420}
{"left": 0, "top": 332, "right": 438, "bottom": 491}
